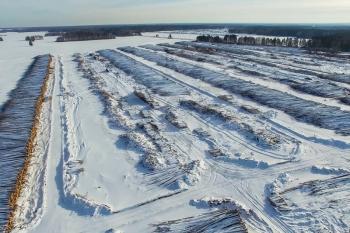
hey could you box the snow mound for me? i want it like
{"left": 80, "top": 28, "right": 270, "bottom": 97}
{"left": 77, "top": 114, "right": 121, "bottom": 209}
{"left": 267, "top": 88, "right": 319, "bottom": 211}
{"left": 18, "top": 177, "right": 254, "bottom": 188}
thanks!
{"left": 311, "top": 165, "right": 350, "bottom": 175}
{"left": 165, "top": 109, "right": 188, "bottom": 129}
{"left": 134, "top": 88, "right": 160, "bottom": 109}
{"left": 266, "top": 172, "right": 292, "bottom": 196}
{"left": 142, "top": 152, "right": 166, "bottom": 171}
{"left": 190, "top": 197, "right": 249, "bottom": 212}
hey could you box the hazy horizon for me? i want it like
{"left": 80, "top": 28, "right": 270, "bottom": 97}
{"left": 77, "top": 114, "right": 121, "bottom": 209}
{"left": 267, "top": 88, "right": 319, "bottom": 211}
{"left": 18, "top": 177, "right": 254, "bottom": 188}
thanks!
{"left": 1, "top": 0, "right": 350, "bottom": 28}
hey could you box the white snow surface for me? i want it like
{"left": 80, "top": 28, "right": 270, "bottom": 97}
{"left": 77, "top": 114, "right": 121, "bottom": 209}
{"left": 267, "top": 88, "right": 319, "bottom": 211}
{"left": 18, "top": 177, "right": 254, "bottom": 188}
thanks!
{"left": 1, "top": 31, "right": 350, "bottom": 233}
{"left": 0, "top": 32, "right": 177, "bottom": 106}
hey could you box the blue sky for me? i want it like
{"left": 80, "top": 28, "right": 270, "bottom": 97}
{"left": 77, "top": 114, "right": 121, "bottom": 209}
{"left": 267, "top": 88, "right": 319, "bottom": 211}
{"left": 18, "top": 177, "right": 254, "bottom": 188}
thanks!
{"left": 1, "top": 0, "right": 350, "bottom": 27}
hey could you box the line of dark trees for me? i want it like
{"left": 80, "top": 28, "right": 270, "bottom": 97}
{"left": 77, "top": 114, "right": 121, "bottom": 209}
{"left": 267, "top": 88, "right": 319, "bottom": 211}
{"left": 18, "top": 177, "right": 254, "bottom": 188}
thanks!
{"left": 25, "top": 35, "right": 44, "bottom": 41}
{"left": 308, "top": 33, "right": 350, "bottom": 52}
{"left": 227, "top": 25, "right": 350, "bottom": 38}
{"left": 45, "top": 32, "right": 64, "bottom": 37}
{"left": 56, "top": 31, "right": 115, "bottom": 42}
{"left": 227, "top": 25, "right": 350, "bottom": 52}
{"left": 197, "top": 33, "right": 350, "bottom": 52}
{"left": 56, "top": 29, "right": 142, "bottom": 42}
{"left": 197, "top": 35, "right": 309, "bottom": 48}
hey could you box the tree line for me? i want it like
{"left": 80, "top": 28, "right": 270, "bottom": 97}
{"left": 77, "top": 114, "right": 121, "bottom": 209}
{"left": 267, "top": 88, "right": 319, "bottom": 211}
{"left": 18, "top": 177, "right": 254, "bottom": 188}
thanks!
{"left": 56, "top": 31, "right": 115, "bottom": 42}
{"left": 196, "top": 35, "right": 309, "bottom": 48}
{"left": 25, "top": 35, "right": 44, "bottom": 41}
{"left": 197, "top": 33, "right": 350, "bottom": 52}
{"left": 45, "top": 32, "right": 64, "bottom": 37}
{"left": 228, "top": 24, "right": 350, "bottom": 39}
{"left": 56, "top": 30, "right": 141, "bottom": 42}
{"left": 308, "top": 33, "right": 350, "bottom": 52}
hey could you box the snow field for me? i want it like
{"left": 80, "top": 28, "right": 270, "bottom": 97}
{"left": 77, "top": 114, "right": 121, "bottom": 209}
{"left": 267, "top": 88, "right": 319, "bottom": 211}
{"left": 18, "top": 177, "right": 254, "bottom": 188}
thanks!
{"left": 1, "top": 32, "right": 349, "bottom": 232}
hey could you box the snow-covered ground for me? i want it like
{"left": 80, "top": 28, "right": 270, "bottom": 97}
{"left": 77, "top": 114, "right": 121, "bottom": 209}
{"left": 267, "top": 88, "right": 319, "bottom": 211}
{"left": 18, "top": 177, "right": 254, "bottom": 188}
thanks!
{"left": 1, "top": 31, "right": 350, "bottom": 233}
{"left": 0, "top": 32, "right": 177, "bottom": 107}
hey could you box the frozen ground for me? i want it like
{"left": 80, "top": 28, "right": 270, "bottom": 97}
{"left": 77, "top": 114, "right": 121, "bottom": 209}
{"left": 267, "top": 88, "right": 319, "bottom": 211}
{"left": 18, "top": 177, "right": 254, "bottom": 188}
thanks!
{"left": 1, "top": 31, "right": 350, "bottom": 233}
{"left": 0, "top": 32, "right": 175, "bottom": 107}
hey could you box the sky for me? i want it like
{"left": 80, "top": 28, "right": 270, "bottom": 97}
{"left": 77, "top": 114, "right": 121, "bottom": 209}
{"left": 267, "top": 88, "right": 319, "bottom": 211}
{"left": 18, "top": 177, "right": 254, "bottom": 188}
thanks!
{"left": 1, "top": 0, "right": 350, "bottom": 27}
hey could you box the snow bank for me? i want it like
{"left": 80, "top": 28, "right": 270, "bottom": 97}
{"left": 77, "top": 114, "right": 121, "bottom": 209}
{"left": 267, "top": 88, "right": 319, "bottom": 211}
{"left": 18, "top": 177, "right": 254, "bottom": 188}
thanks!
{"left": 190, "top": 197, "right": 249, "bottom": 212}
{"left": 311, "top": 165, "right": 350, "bottom": 175}
{"left": 60, "top": 57, "right": 113, "bottom": 216}
{"left": 164, "top": 109, "right": 188, "bottom": 129}
{"left": 266, "top": 172, "right": 292, "bottom": 196}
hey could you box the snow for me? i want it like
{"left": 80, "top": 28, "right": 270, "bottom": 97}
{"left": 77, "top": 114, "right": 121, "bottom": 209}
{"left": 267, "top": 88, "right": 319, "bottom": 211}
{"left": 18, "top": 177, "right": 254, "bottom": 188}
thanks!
{"left": 0, "top": 30, "right": 349, "bottom": 233}
{"left": 0, "top": 32, "right": 180, "bottom": 107}
{"left": 311, "top": 165, "right": 350, "bottom": 175}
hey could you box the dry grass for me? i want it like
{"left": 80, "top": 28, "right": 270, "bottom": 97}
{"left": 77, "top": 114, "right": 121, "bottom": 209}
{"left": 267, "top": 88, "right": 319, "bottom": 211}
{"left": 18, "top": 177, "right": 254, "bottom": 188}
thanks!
{"left": 5, "top": 56, "right": 54, "bottom": 233}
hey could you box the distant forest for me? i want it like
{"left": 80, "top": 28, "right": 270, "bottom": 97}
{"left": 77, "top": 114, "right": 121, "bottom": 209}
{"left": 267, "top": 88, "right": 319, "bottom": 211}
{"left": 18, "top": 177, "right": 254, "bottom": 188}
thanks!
{"left": 227, "top": 25, "right": 350, "bottom": 52}
{"left": 197, "top": 34, "right": 309, "bottom": 48}
{"left": 56, "top": 31, "right": 115, "bottom": 42}
{"left": 1, "top": 24, "right": 350, "bottom": 51}
{"left": 197, "top": 33, "right": 350, "bottom": 52}
{"left": 227, "top": 25, "right": 349, "bottom": 38}
{"left": 56, "top": 29, "right": 142, "bottom": 42}
{"left": 309, "top": 33, "right": 350, "bottom": 52}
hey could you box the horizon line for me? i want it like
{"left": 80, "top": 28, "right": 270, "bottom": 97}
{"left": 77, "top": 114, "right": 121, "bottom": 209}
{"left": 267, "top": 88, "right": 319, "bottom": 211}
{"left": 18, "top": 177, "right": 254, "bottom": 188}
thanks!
{"left": 2, "top": 22, "right": 350, "bottom": 30}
